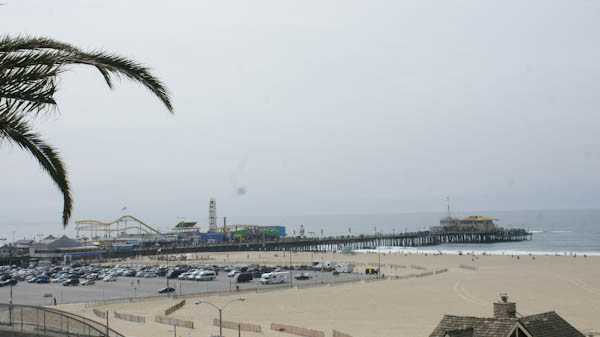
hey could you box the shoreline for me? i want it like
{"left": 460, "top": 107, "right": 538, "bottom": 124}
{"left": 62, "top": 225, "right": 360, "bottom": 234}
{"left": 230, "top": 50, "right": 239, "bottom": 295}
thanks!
{"left": 359, "top": 246, "right": 600, "bottom": 256}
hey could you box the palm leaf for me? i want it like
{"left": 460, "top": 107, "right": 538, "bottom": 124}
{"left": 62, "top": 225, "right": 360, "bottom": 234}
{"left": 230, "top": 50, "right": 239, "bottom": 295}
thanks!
{"left": 0, "top": 107, "right": 72, "bottom": 226}
{"left": 0, "top": 35, "right": 173, "bottom": 113}
{"left": 0, "top": 34, "right": 174, "bottom": 226}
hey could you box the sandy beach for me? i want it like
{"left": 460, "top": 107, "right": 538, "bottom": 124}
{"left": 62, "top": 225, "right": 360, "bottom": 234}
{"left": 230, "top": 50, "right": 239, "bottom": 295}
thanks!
{"left": 58, "top": 251, "right": 600, "bottom": 337}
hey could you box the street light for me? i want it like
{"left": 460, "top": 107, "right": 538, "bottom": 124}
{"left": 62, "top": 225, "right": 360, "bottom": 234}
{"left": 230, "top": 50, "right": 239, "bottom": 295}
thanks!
{"left": 195, "top": 298, "right": 245, "bottom": 337}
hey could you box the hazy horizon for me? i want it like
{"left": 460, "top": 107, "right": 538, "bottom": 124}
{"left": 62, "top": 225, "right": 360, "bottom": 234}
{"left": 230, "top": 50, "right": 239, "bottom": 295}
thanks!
{"left": 2, "top": 1, "right": 599, "bottom": 239}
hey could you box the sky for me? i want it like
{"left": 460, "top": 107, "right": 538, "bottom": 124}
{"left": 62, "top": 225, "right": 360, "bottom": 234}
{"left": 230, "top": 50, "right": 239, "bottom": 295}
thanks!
{"left": 1, "top": 1, "right": 600, "bottom": 239}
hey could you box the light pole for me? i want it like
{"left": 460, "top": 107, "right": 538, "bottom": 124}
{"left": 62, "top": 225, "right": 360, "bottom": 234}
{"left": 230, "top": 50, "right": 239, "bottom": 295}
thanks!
{"left": 195, "top": 298, "right": 245, "bottom": 337}
{"left": 378, "top": 249, "right": 381, "bottom": 279}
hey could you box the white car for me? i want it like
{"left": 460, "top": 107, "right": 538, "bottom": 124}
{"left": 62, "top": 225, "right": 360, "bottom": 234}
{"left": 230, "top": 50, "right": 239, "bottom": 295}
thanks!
{"left": 196, "top": 271, "right": 216, "bottom": 281}
{"left": 103, "top": 276, "right": 117, "bottom": 282}
{"left": 228, "top": 270, "right": 240, "bottom": 278}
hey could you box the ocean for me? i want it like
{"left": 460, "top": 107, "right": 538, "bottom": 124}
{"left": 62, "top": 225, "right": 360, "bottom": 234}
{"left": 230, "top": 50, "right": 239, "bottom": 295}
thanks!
{"left": 227, "top": 208, "right": 600, "bottom": 256}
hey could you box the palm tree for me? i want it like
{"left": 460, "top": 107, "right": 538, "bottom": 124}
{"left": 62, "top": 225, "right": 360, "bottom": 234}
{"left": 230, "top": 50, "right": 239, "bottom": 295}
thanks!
{"left": 0, "top": 35, "right": 173, "bottom": 227}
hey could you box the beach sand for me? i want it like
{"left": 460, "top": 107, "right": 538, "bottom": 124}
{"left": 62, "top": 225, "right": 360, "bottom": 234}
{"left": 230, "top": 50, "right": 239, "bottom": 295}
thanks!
{"left": 58, "top": 251, "right": 600, "bottom": 337}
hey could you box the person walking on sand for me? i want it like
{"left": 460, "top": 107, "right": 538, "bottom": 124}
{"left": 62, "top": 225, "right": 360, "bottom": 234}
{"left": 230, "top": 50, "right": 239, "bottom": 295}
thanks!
{"left": 53, "top": 297, "right": 56, "bottom": 306}
{"left": 137, "top": 279, "right": 140, "bottom": 286}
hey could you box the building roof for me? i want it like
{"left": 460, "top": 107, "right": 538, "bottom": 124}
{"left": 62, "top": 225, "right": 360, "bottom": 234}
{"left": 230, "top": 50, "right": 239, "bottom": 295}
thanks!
{"left": 460, "top": 216, "right": 498, "bottom": 222}
{"left": 430, "top": 312, "right": 585, "bottom": 337}
{"left": 519, "top": 312, "right": 585, "bottom": 337}
{"left": 175, "top": 221, "right": 197, "bottom": 228}
{"left": 38, "top": 235, "right": 57, "bottom": 245}
{"left": 34, "top": 235, "right": 83, "bottom": 250}
{"left": 445, "top": 328, "right": 474, "bottom": 337}
{"left": 429, "top": 315, "right": 516, "bottom": 337}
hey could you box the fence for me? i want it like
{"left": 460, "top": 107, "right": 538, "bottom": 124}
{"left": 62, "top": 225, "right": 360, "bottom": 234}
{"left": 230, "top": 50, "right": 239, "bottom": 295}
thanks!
{"left": 92, "top": 309, "right": 106, "bottom": 319}
{"left": 113, "top": 311, "right": 145, "bottom": 323}
{"left": 415, "top": 271, "right": 434, "bottom": 278}
{"left": 333, "top": 329, "right": 354, "bottom": 337}
{"left": 155, "top": 315, "right": 194, "bottom": 329}
{"left": 271, "top": 322, "right": 325, "bottom": 337}
{"left": 213, "top": 318, "right": 262, "bottom": 333}
{"left": 459, "top": 264, "right": 478, "bottom": 271}
{"left": 409, "top": 265, "right": 427, "bottom": 270}
{"left": 0, "top": 303, "right": 125, "bottom": 337}
{"left": 165, "top": 300, "right": 186, "bottom": 316}
{"left": 391, "top": 268, "right": 449, "bottom": 280}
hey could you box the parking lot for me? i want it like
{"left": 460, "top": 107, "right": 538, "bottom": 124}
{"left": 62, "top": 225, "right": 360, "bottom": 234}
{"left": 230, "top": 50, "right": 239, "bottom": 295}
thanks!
{"left": 0, "top": 270, "right": 373, "bottom": 306}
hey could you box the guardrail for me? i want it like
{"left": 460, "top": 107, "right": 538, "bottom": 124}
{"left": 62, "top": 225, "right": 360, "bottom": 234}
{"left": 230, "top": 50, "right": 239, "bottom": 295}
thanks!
{"left": 0, "top": 303, "right": 124, "bottom": 337}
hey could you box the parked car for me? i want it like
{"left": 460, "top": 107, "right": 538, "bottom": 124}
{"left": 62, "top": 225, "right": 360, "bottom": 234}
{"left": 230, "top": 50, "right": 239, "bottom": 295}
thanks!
{"left": 36, "top": 276, "right": 50, "bottom": 283}
{"left": 0, "top": 279, "right": 18, "bottom": 287}
{"left": 196, "top": 270, "right": 216, "bottom": 281}
{"left": 158, "top": 287, "right": 175, "bottom": 294}
{"left": 63, "top": 279, "right": 79, "bottom": 286}
{"left": 167, "top": 270, "right": 184, "bottom": 279}
{"left": 235, "top": 272, "right": 253, "bottom": 283}
{"left": 103, "top": 276, "right": 117, "bottom": 282}
{"left": 80, "top": 279, "right": 95, "bottom": 286}
{"left": 295, "top": 272, "right": 312, "bottom": 280}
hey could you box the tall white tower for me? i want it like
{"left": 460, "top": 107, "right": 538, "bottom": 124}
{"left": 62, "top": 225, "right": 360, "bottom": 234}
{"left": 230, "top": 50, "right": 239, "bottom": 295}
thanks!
{"left": 209, "top": 198, "right": 217, "bottom": 232}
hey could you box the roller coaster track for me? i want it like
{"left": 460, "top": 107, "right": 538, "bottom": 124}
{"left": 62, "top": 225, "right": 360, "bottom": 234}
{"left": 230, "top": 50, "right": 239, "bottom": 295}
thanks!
{"left": 75, "top": 215, "right": 160, "bottom": 234}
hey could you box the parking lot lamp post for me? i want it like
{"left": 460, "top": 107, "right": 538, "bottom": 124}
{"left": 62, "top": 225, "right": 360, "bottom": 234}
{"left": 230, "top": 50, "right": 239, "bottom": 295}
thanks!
{"left": 195, "top": 298, "right": 245, "bottom": 337}
{"left": 378, "top": 249, "right": 381, "bottom": 279}
{"left": 166, "top": 249, "right": 169, "bottom": 295}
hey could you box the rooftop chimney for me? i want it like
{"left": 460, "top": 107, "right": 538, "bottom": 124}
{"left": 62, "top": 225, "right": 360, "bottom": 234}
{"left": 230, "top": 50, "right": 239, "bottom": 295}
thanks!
{"left": 493, "top": 293, "right": 516, "bottom": 319}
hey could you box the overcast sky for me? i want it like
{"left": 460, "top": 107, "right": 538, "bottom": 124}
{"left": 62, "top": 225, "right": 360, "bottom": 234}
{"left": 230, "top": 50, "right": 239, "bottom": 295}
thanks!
{"left": 1, "top": 1, "right": 599, "bottom": 238}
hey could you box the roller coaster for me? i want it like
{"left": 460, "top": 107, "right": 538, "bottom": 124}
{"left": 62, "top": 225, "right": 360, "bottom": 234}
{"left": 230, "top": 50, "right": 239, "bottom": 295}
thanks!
{"left": 75, "top": 215, "right": 160, "bottom": 239}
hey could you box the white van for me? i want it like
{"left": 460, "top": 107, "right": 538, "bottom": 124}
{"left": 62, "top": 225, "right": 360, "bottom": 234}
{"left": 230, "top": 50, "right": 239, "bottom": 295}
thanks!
{"left": 323, "top": 261, "right": 337, "bottom": 269}
{"left": 196, "top": 270, "right": 216, "bottom": 281}
{"left": 260, "top": 271, "right": 289, "bottom": 284}
{"left": 335, "top": 263, "right": 354, "bottom": 273}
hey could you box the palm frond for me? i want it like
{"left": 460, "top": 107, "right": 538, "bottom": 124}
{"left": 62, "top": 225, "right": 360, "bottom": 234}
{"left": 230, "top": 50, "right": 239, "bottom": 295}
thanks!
{"left": 0, "top": 35, "right": 173, "bottom": 112}
{"left": 0, "top": 106, "right": 72, "bottom": 226}
{"left": 0, "top": 34, "right": 174, "bottom": 227}
{"left": 62, "top": 51, "right": 173, "bottom": 112}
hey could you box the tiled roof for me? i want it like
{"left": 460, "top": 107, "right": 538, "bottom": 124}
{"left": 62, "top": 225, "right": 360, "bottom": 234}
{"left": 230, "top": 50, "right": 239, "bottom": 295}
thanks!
{"left": 445, "top": 328, "right": 474, "bottom": 337}
{"left": 429, "top": 315, "right": 516, "bottom": 337}
{"left": 519, "top": 312, "right": 585, "bottom": 337}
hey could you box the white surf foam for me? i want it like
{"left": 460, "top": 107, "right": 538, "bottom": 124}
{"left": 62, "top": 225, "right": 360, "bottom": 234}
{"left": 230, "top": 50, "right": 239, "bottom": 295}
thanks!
{"left": 354, "top": 246, "right": 600, "bottom": 257}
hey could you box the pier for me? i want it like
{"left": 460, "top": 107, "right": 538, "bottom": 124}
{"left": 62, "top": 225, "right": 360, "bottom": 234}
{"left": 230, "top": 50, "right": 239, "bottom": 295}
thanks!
{"left": 0, "top": 229, "right": 531, "bottom": 265}
{"left": 102, "top": 229, "right": 531, "bottom": 259}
